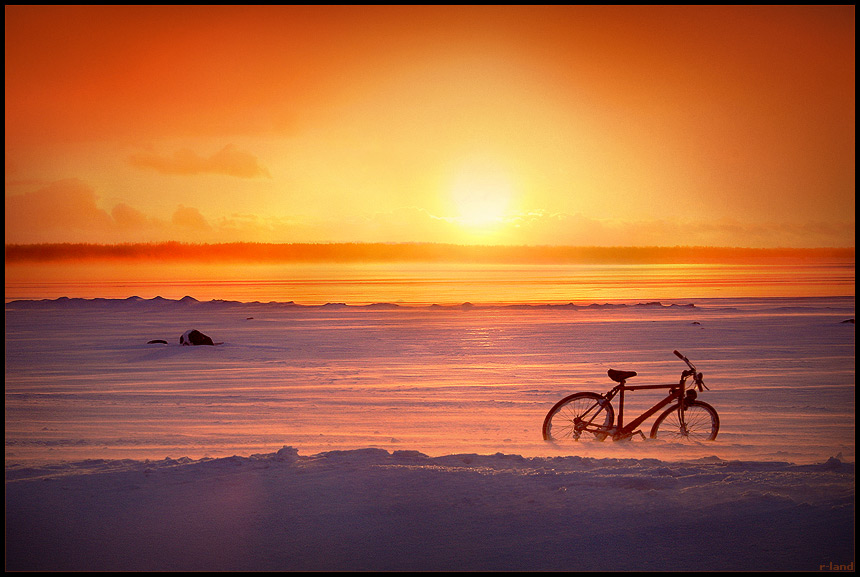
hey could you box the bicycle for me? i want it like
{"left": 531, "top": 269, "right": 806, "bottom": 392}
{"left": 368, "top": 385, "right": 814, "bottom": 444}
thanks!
{"left": 542, "top": 350, "right": 719, "bottom": 442}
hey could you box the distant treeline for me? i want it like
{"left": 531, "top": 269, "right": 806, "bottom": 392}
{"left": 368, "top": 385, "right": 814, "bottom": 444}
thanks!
{"left": 4, "top": 242, "right": 855, "bottom": 264}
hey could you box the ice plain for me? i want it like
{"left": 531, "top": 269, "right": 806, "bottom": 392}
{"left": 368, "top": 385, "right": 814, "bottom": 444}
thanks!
{"left": 5, "top": 295, "right": 855, "bottom": 571}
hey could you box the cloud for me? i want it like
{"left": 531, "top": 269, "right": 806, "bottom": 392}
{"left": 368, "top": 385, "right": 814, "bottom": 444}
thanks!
{"left": 171, "top": 206, "right": 212, "bottom": 231}
{"left": 4, "top": 180, "right": 212, "bottom": 243}
{"left": 349, "top": 206, "right": 458, "bottom": 243}
{"left": 494, "top": 211, "right": 855, "bottom": 249}
{"left": 5, "top": 179, "right": 854, "bottom": 247}
{"left": 128, "top": 145, "right": 271, "bottom": 178}
{"left": 111, "top": 203, "right": 153, "bottom": 229}
{"left": 5, "top": 179, "right": 114, "bottom": 242}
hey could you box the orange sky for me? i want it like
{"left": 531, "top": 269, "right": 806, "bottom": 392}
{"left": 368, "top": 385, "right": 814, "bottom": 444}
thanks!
{"left": 5, "top": 5, "right": 855, "bottom": 248}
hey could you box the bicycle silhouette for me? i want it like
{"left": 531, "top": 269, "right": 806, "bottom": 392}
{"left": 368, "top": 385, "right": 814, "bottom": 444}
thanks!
{"left": 542, "top": 350, "right": 719, "bottom": 442}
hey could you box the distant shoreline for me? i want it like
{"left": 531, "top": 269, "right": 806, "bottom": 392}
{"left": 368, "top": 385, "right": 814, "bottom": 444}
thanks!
{"left": 5, "top": 242, "right": 855, "bottom": 265}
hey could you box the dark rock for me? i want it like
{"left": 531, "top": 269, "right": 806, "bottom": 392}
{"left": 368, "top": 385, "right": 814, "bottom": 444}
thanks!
{"left": 180, "top": 329, "right": 215, "bottom": 346}
{"left": 147, "top": 339, "right": 168, "bottom": 345}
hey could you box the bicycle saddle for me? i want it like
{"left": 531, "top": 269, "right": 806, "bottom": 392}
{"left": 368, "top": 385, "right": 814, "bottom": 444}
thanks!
{"left": 607, "top": 369, "right": 637, "bottom": 383}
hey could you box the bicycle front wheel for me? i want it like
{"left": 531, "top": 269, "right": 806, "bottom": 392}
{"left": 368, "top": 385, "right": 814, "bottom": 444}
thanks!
{"left": 542, "top": 392, "right": 614, "bottom": 441}
{"left": 650, "top": 400, "right": 719, "bottom": 440}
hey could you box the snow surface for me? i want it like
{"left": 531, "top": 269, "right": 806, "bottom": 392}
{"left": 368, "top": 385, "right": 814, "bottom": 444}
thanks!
{"left": 5, "top": 447, "right": 855, "bottom": 571}
{"left": 5, "top": 296, "right": 855, "bottom": 571}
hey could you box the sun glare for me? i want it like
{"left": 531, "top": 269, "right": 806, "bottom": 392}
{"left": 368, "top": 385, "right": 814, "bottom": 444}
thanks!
{"left": 450, "top": 168, "right": 514, "bottom": 229}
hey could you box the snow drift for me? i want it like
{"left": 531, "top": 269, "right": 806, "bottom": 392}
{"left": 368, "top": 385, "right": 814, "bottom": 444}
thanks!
{"left": 5, "top": 447, "right": 854, "bottom": 571}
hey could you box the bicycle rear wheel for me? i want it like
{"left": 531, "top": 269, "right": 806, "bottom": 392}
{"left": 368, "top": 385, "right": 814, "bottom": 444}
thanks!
{"left": 542, "top": 392, "right": 614, "bottom": 441}
{"left": 649, "top": 400, "right": 719, "bottom": 440}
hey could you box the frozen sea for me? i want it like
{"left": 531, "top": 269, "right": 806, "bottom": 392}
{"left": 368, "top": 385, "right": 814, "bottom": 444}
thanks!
{"left": 4, "top": 294, "right": 855, "bottom": 465}
{"left": 4, "top": 263, "right": 855, "bottom": 571}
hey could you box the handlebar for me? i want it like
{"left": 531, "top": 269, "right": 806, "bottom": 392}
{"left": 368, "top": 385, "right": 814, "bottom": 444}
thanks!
{"left": 674, "top": 350, "right": 709, "bottom": 391}
{"left": 674, "top": 350, "right": 694, "bottom": 373}
{"left": 673, "top": 349, "right": 694, "bottom": 369}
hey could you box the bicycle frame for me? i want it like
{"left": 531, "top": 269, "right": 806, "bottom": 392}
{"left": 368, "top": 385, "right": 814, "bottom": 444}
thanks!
{"left": 602, "top": 379, "right": 686, "bottom": 440}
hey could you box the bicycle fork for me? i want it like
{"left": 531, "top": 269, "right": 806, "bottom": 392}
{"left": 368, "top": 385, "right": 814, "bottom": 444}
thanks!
{"left": 675, "top": 388, "right": 698, "bottom": 436}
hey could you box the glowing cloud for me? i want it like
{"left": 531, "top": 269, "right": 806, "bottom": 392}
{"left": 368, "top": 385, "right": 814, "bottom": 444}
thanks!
{"left": 5, "top": 180, "right": 113, "bottom": 242}
{"left": 128, "top": 145, "right": 271, "bottom": 178}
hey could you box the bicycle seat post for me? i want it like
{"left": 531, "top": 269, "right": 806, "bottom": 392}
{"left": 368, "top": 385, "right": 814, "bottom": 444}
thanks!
{"left": 607, "top": 369, "right": 636, "bottom": 439}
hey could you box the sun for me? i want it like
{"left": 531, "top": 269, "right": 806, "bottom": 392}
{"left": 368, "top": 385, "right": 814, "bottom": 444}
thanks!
{"left": 449, "top": 168, "right": 514, "bottom": 229}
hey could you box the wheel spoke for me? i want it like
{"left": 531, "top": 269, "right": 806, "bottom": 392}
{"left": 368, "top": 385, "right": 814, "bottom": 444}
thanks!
{"left": 650, "top": 401, "right": 719, "bottom": 441}
{"left": 543, "top": 393, "right": 613, "bottom": 441}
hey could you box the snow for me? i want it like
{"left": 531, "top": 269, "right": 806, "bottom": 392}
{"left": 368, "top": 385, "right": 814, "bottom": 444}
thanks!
{"left": 5, "top": 296, "right": 855, "bottom": 571}
{"left": 5, "top": 447, "right": 855, "bottom": 571}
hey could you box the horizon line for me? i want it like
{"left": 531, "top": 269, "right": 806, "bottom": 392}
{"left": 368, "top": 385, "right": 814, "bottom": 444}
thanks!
{"left": 4, "top": 242, "right": 855, "bottom": 265}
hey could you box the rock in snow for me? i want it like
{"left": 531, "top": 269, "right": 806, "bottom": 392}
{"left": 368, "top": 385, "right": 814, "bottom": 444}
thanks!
{"left": 179, "top": 329, "right": 215, "bottom": 346}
